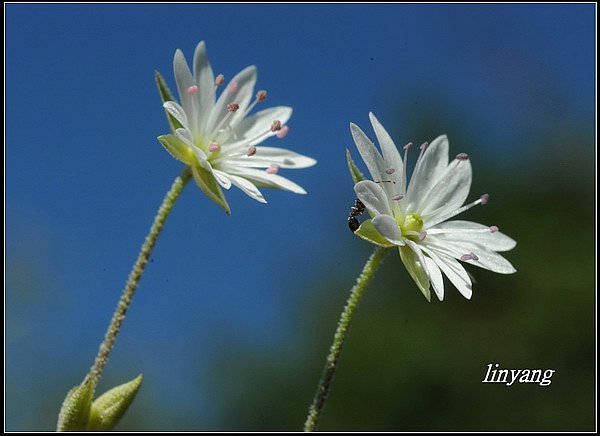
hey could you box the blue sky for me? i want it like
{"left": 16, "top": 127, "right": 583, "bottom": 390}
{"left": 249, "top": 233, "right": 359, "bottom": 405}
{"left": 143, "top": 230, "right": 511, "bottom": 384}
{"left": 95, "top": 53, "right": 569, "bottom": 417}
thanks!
{"left": 6, "top": 4, "right": 595, "bottom": 430}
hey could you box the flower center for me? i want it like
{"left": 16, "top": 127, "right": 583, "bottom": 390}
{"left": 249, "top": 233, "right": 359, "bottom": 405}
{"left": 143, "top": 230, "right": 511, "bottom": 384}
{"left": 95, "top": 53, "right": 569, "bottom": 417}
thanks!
{"left": 399, "top": 213, "right": 424, "bottom": 240}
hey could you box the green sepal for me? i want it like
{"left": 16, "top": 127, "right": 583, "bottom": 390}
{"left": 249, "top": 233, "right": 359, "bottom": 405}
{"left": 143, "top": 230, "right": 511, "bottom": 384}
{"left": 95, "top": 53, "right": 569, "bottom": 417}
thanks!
{"left": 155, "top": 70, "right": 183, "bottom": 132}
{"left": 354, "top": 219, "right": 395, "bottom": 247}
{"left": 192, "top": 166, "right": 231, "bottom": 215}
{"left": 399, "top": 246, "right": 431, "bottom": 301}
{"left": 157, "top": 134, "right": 197, "bottom": 166}
{"left": 56, "top": 379, "right": 94, "bottom": 431}
{"left": 87, "top": 374, "right": 143, "bottom": 431}
{"left": 346, "top": 148, "right": 365, "bottom": 184}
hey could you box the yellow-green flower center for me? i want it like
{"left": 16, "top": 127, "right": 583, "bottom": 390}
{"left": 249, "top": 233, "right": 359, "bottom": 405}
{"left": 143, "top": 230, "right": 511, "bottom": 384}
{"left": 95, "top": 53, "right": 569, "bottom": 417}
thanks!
{"left": 400, "top": 213, "right": 424, "bottom": 240}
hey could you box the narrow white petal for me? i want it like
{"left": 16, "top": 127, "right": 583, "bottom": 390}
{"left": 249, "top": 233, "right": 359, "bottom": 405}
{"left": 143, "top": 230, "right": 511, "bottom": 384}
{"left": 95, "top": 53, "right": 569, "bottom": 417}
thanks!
{"left": 429, "top": 220, "right": 517, "bottom": 252}
{"left": 173, "top": 49, "right": 196, "bottom": 117}
{"left": 350, "top": 123, "right": 386, "bottom": 182}
{"left": 228, "top": 174, "right": 267, "bottom": 203}
{"left": 421, "top": 245, "right": 473, "bottom": 299}
{"left": 223, "top": 147, "right": 316, "bottom": 169}
{"left": 227, "top": 167, "right": 306, "bottom": 194}
{"left": 212, "top": 169, "right": 232, "bottom": 189}
{"left": 207, "top": 66, "right": 257, "bottom": 134}
{"left": 354, "top": 180, "right": 392, "bottom": 216}
{"left": 405, "top": 134, "right": 449, "bottom": 211}
{"left": 423, "top": 256, "right": 444, "bottom": 301}
{"left": 193, "top": 41, "right": 216, "bottom": 134}
{"left": 369, "top": 113, "right": 403, "bottom": 186}
{"left": 231, "top": 106, "right": 293, "bottom": 144}
{"left": 425, "top": 237, "right": 516, "bottom": 274}
{"left": 163, "top": 101, "right": 190, "bottom": 131}
{"left": 371, "top": 214, "right": 404, "bottom": 245}
{"left": 419, "top": 157, "right": 472, "bottom": 220}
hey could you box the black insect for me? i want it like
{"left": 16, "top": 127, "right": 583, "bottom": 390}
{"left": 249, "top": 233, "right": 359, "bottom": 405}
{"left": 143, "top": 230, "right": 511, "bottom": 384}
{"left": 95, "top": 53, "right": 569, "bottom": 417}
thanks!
{"left": 348, "top": 198, "right": 365, "bottom": 232}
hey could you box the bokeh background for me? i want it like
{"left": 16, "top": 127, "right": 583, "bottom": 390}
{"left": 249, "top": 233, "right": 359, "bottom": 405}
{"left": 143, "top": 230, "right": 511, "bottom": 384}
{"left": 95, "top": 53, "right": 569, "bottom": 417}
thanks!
{"left": 5, "top": 4, "right": 595, "bottom": 431}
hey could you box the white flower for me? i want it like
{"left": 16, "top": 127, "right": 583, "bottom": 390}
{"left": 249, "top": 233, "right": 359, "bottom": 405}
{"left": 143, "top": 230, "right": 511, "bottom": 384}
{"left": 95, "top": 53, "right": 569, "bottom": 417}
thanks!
{"left": 158, "top": 41, "right": 316, "bottom": 213}
{"left": 350, "top": 113, "right": 516, "bottom": 301}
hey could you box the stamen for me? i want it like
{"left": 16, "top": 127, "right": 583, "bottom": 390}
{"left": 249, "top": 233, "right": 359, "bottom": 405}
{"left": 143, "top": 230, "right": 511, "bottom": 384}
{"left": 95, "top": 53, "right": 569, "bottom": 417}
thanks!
{"left": 186, "top": 85, "right": 199, "bottom": 96}
{"left": 385, "top": 168, "right": 396, "bottom": 175}
{"left": 247, "top": 146, "right": 257, "bottom": 156}
{"left": 256, "top": 90, "right": 268, "bottom": 102}
{"left": 228, "top": 81, "right": 238, "bottom": 93}
{"left": 266, "top": 164, "right": 280, "bottom": 174}
{"left": 242, "top": 124, "right": 284, "bottom": 148}
{"left": 215, "top": 74, "right": 225, "bottom": 86}
{"left": 271, "top": 120, "right": 282, "bottom": 132}
{"left": 470, "top": 252, "right": 479, "bottom": 261}
{"left": 227, "top": 103, "right": 240, "bottom": 112}
{"left": 427, "top": 227, "right": 498, "bottom": 235}
{"left": 419, "top": 231, "right": 427, "bottom": 241}
{"left": 460, "top": 254, "right": 473, "bottom": 261}
{"left": 424, "top": 196, "right": 489, "bottom": 228}
{"left": 490, "top": 225, "right": 499, "bottom": 233}
{"left": 456, "top": 153, "right": 469, "bottom": 161}
{"left": 392, "top": 194, "right": 404, "bottom": 201}
{"left": 208, "top": 142, "right": 220, "bottom": 152}
{"left": 401, "top": 142, "right": 411, "bottom": 195}
{"left": 276, "top": 125, "right": 289, "bottom": 139}
{"left": 417, "top": 141, "right": 429, "bottom": 161}
{"left": 242, "top": 91, "right": 267, "bottom": 118}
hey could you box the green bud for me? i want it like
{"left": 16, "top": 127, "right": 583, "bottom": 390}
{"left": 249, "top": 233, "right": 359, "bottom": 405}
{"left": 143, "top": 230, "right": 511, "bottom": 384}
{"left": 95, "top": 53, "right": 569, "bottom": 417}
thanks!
{"left": 346, "top": 149, "right": 365, "bottom": 184}
{"left": 56, "top": 379, "right": 94, "bottom": 431}
{"left": 191, "top": 165, "right": 231, "bottom": 215}
{"left": 87, "top": 374, "right": 143, "bottom": 431}
{"left": 155, "top": 70, "right": 183, "bottom": 132}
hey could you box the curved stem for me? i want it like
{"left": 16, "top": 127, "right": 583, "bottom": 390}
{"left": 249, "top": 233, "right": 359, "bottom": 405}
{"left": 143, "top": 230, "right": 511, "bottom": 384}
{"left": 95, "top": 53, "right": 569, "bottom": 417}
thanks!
{"left": 304, "top": 246, "right": 390, "bottom": 431}
{"left": 85, "top": 166, "right": 192, "bottom": 387}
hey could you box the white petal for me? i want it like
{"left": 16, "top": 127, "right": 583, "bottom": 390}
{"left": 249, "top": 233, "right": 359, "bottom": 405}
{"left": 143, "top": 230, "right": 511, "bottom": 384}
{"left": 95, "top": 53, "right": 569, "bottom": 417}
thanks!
{"left": 419, "top": 157, "right": 472, "bottom": 220}
{"left": 405, "top": 134, "right": 449, "bottom": 211}
{"left": 420, "top": 245, "right": 473, "bottom": 299}
{"left": 192, "top": 42, "right": 216, "bottom": 131}
{"left": 228, "top": 174, "right": 266, "bottom": 203}
{"left": 207, "top": 66, "right": 257, "bottom": 134}
{"left": 212, "top": 169, "right": 232, "bottom": 189}
{"left": 223, "top": 147, "right": 316, "bottom": 169}
{"left": 369, "top": 113, "right": 403, "bottom": 186}
{"left": 423, "top": 256, "right": 444, "bottom": 301}
{"left": 371, "top": 214, "right": 404, "bottom": 245}
{"left": 173, "top": 49, "right": 196, "bottom": 118}
{"left": 425, "top": 237, "right": 517, "bottom": 274}
{"left": 354, "top": 180, "right": 392, "bottom": 216}
{"left": 350, "top": 123, "right": 386, "bottom": 182}
{"left": 163, "top": 101, "right": 190, "bottom": 131}
{"left": 227, "top": 167, "right": 306, "bottom": 194}
{"left": 230, "top": 106, "right": 293, "bottom": 144}
{"left": 430, "top": 220, "right": 517, "bottom": 252}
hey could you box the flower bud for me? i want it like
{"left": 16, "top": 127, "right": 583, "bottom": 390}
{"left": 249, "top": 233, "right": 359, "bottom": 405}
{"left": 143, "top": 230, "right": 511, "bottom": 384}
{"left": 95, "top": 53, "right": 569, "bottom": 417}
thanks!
{"left": 87, "top": 374, "right": 143, "bottom": 431}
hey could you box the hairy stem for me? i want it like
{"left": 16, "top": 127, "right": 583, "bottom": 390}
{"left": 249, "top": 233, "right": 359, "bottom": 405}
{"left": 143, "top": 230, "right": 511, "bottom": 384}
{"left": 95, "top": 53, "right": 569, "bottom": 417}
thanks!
{"left": 85, "top": 167, "right": 192, "bottom": 387}
{"left": 304, "top": 246, "right": 390, "bottom": 431}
